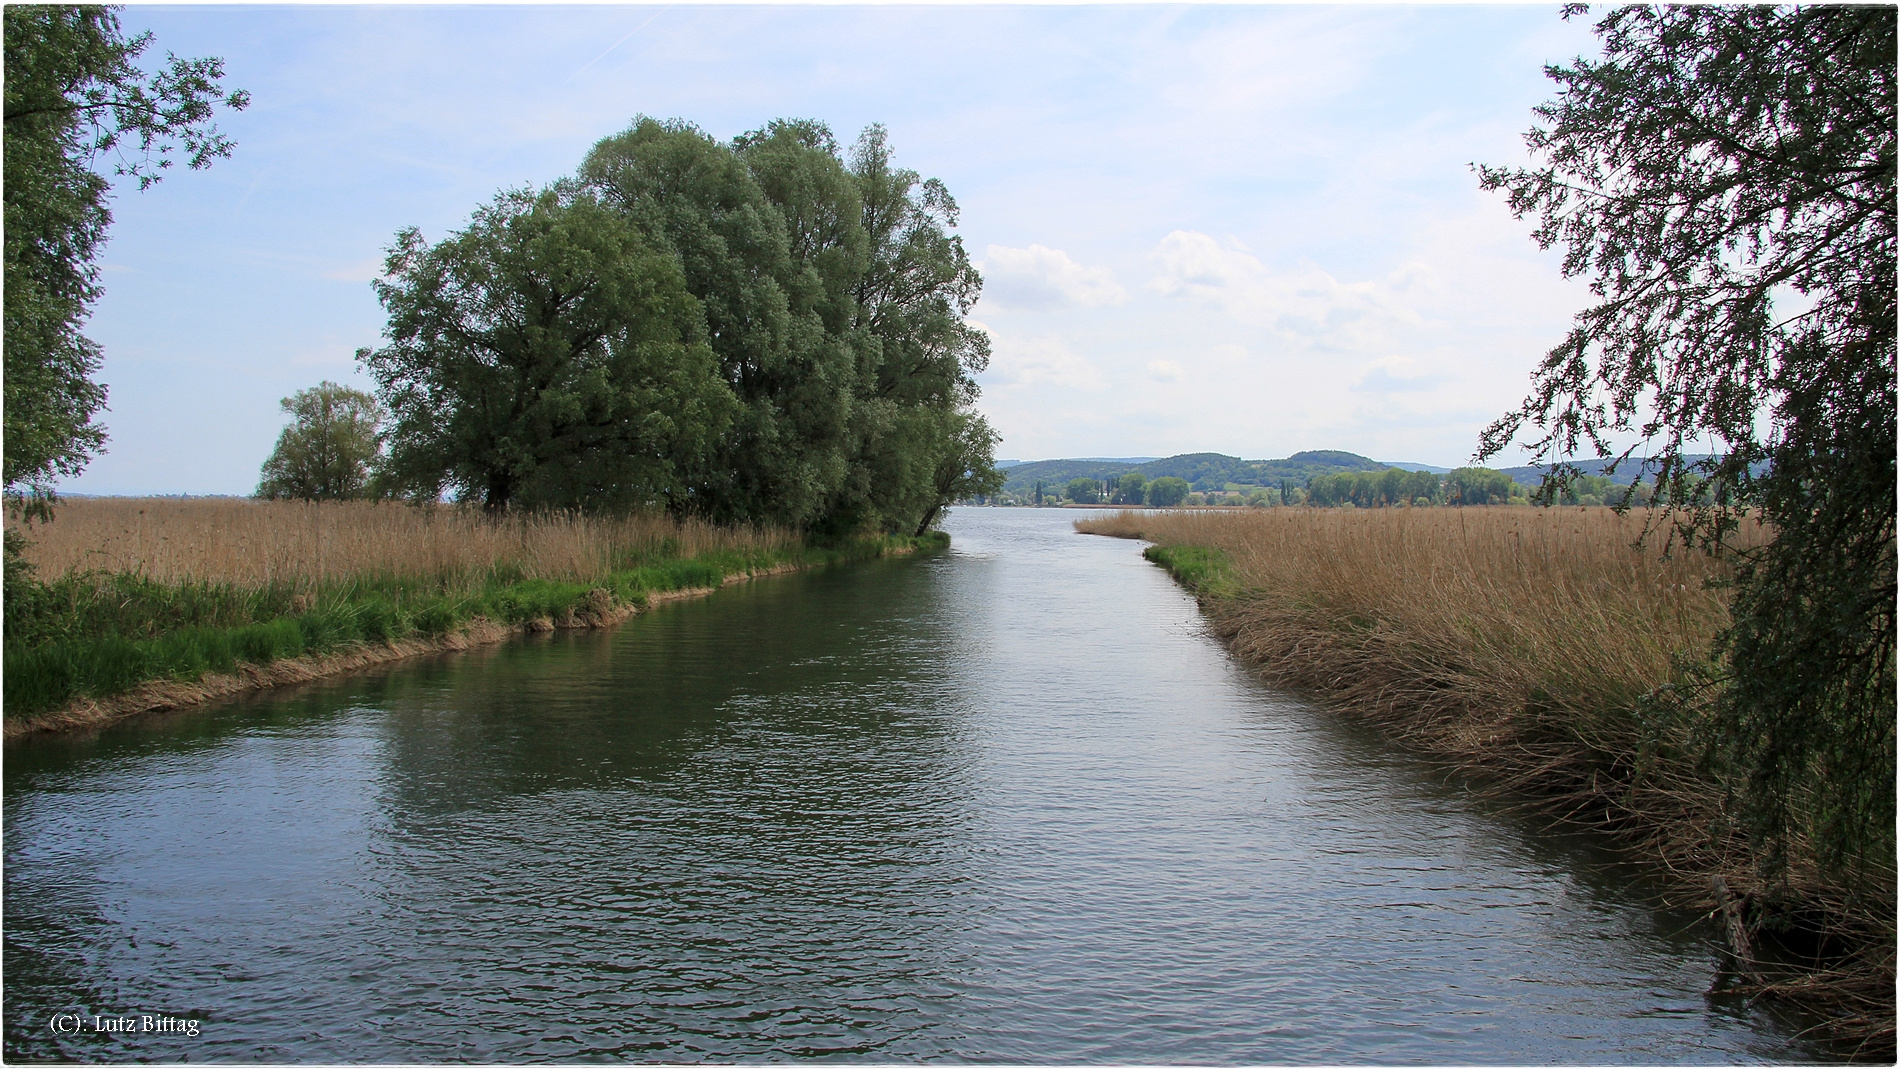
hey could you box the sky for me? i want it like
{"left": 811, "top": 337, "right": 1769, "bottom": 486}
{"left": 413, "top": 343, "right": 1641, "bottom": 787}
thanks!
{"left": 62, "top": 3, "right": 1606, "bottom": 496}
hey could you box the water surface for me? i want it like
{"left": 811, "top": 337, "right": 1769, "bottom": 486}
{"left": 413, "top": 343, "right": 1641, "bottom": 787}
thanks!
{"left": 4, "top": 509, "right": 1817, "bottom": 1062}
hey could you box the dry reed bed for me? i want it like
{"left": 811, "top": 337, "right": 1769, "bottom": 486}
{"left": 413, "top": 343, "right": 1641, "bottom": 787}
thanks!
{"left": 1076, "top": 508, "right": 1759, "bottom": 876}
{"left": 1081, "top": 506, "right": 1895, "bottom": 1053}
{"left": 8, "top": 497, "right": 797, "bottom": 587}
{"left": 1122, "top": 506, "right": 1741, "bottom": 713}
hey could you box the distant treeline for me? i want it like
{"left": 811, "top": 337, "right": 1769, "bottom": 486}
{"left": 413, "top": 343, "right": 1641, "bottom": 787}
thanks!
{"left": 1302, "top": 467, "right": 1664, "bottom": 507}
{"left": 1005, "top": 463, "right": 1669, "bottom": 508}
{"left": 1000, "top": 450, "right": 1406, "bottom": 496}
{"left": 995, "top": 450, "right": 1728, "bottom": 507}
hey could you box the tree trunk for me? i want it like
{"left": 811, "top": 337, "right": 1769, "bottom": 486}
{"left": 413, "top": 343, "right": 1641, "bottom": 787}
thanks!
{"left": 484, "top": 473, "right": 512, "bottom": 515}
{"left": 913, "top": 503, "right": 941, "bottom": 538}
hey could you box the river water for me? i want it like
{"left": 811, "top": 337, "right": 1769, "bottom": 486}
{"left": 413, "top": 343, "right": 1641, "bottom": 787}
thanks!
{"left": 4, "top": 509, "right": 1818, "bottom": 1062}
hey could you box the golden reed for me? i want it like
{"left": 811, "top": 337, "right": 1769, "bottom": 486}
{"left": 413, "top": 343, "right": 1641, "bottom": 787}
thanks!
{"left": 7, "top": 498, "right": 797, "bottom": 588}
{"left": 1077, "top": 506, "right": 1764, "bottom": 869}
{"left": 1080, "top": 506, "right": 1751, "bottom": 716}
{"left": 1079, "top": 505, "right": 1898, "bottom": 1052}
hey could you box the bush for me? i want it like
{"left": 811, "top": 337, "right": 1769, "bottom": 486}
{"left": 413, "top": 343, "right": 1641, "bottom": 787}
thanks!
{"left": 1065, "top": 477, "right": 1101, "bottom": 504}
{"left": 1146, "top": 477, "right": 1189, "bottom": 507}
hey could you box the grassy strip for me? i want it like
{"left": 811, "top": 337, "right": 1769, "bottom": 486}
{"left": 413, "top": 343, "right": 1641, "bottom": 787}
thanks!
{"left": 4, "top": 531, "right": 944, "bottom": 724}
{"left": 1142, "top": 544, "right": 1241, "bottom": 600}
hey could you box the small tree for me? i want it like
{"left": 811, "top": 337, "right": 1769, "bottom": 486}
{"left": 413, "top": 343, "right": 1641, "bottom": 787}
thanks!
{"left": 911, "top": 411, "right": 1002, "bottom": 535}
{"left": 1444, "top": 467, "right": 1514, "bottom": 506}
{"left": 1064, "top": 476, "right": 1100, "bottom": 505}
{"left": 1116, "top": 472, "right": 1146, "bottom": 505}
{"left": 255, "top": 382, "right": 382, "bottom": 501}
{"left": 1146, "top": 476, "right": 1189, "bottom": 507}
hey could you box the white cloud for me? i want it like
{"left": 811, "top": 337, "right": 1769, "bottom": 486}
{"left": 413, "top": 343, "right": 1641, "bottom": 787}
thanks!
{"left": 1153, "top": 9, "right": 1379, "bottom": 130}
{"left": 1353, "top": 361, "right": 1447, "bottom": 394}
{"left": 980, "top": 244, "right": 1128, "bottom": 311}
{"left": 1147, "top": 359, "right": 1185, "bottom": 382}
{"left": 1147, "top": 230, "right": 1426, "bottom": 352}
{"left": 972, "top": 321, "right": 1104, "bottom": 391}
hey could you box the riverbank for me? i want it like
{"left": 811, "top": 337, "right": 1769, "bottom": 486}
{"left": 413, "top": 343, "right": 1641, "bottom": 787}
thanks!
{"left": 1077, "top": 507, "right": 1893, "bottom": 1057}
{"left": 5, "top": 498, "right": 943, "bottom": 739}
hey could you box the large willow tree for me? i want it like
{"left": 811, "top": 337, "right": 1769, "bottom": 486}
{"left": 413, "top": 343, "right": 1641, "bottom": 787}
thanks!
{"left": 363, "top": 185, "right": 734, "bottom": 514}
{"left": 578, "top": 118, "right": 998, "bottom": 536}
{"left": 1478, "top": 6, "right": 1895, "bottom": 898}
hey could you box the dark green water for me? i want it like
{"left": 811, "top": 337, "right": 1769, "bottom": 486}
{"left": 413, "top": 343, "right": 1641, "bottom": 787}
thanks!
{"left": 4, "top": 509, "right": 1820, "bottom": 1062}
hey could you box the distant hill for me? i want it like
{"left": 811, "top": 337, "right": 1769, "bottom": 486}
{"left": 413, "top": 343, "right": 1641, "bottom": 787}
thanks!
{"left": 1498, "top": 454, "right": 1750, "bottom": 487}
{"left": 999, "top": 450, "right": 1424, "bottom": 494}
{"left": 993, "top": 449, "right": 1754, "bottom": 497}
{"left": 1500, "top": 457, "right": 1642, "bottom": 487}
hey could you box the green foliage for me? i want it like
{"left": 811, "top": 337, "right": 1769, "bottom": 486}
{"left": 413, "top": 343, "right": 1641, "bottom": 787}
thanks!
{"left": 1142, "top": 544, "right": 1238, "bottom": 599}
{"left": 574, "top": 117, "right": 995, "bottom": 535}
{"left": 899, "top": 410, "right": 1002, "bottom": 535}
{"left": 578, "top": 118, "right": 828, "bottom": 524}
{"left": 1064, "top": 477, "right": 1100, "bottom": 504}
{"left": 10, "top": 616, "right": 311, "bottom": 717}
{"left": 1477, "top": 6, "right": 1892, "bottom": 500}
{"left": 1712, "top": 341, "right": 1896, "bottom": 895}
{"left": 839, "top": 126, "right": 997, "bottom": 534}
{"left": 1307, "top": 467, "right": 1445, "bottom": 508}
{"left": 1535, "top": 471, "right": 1650, "bottom": 508}
{"left": 364, "top": 184, "right": 735, "bottom": 514}
{"left": 1000, "top": 450, "right": 1396, "bottom": 497}
{"left": 3, "top": 6, "right": 246, "bottom": 513}
{"left": 1480, "top": 6, "right": 1896, "bottom": 893}
{"left": 1115, "top": 472, "right": 1147, "bottom": 505}
{"left": 1145, "top": 477, "right": 1189, "bottom": 507}
{"left": 255, "top": 381, "right": 384, "bottom": 500}
{"left": 1443, "top": 467, "right": 1520, "bottom": 507}
{"left": 5, "top": 568, "right": 300, "bottom": 649}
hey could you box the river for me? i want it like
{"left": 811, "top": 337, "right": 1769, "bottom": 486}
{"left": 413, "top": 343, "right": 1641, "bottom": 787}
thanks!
{"left": 3, "top": 508, "right": 1819, "bottom": 1062}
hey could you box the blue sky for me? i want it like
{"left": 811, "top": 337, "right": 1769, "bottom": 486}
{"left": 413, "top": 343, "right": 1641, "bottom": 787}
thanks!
{"left": 66, "top": 3, "right": 1602, "bottom": 495}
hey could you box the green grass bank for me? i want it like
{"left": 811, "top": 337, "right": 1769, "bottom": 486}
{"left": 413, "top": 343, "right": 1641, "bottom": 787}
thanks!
{"left": 5, "top": 531, "right": 946, "bottom": 736}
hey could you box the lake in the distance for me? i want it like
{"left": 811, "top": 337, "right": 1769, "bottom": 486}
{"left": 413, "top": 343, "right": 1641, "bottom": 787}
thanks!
{"left": 3, "top": 508, "right": 1823, "bottom": 1062}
